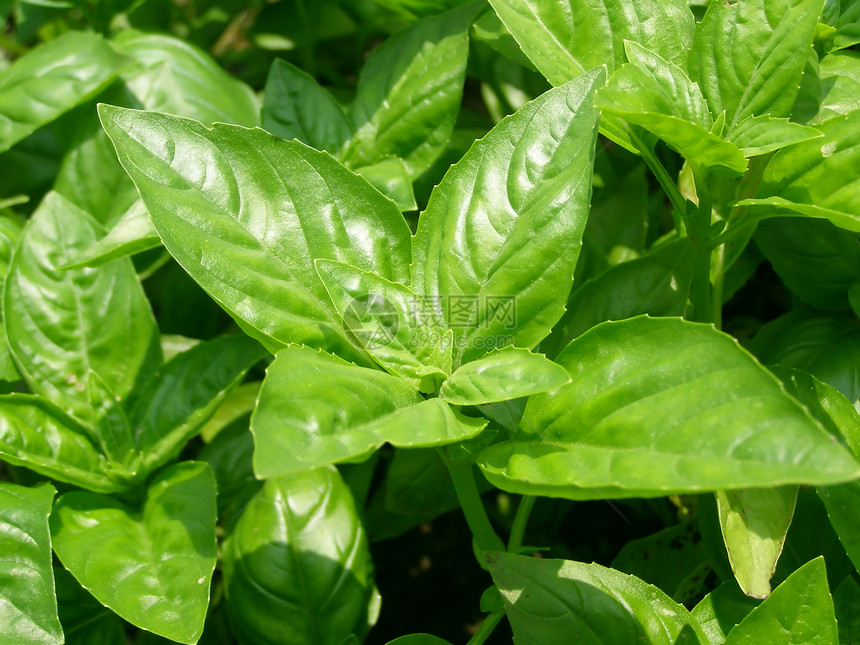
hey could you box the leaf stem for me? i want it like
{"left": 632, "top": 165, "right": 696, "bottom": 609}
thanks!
{"left": 438, "top": 448, "right": 505, "bottom": 554}
{"left": 507, "top": 495, "right": 535, "bottom": 552}
{"left": 466, "top": 608, "right": 506, "bottom": 645}
{"left": 627, "top": 128, "right": 688, "bottom": 228}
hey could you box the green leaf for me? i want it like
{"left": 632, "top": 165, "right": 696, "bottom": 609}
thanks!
{"left": 411, "top": 70, "right": 603, "bottom": 366}
{"left": 439, "top": 346, "right": 569, "bottom": 405}
{"left": 197, "top": 416, "right": 260, "bottom": 524}
{"left": 51, "top": 461, "right": 217, "bottom": 645}
{"left": 112, "top": 31, "right": 259, "bottom": 126}
{"left": 717, "top": 486, "right": 798, "bottom": 599}
{"left": 251, "top": 345, "right": 486, "bottom": 477}
{"left": 724, "top": 557, "right": 837, "bottom": 644}
{"left": 315, "top": 258, "right": 448, "bottom": 392}
{"left": 817, "top": 483, "right": 860, "bottom": 573}
{"left": 0, "top": 32, "right": 127, "bottom": 153}
{"left": 692, "top": 583, "right": 762, "bottom": 645}
{"left": 690, "top": 0, "right": 824, "bottom": 131}
{"left": 0, "top": 482, "right": 61, "bottom": 645}
{"left": 753, "top": 218, "right": 860, "bottom": 311}
{"left": 99, "top": 105, "right": 412, "bottom": 359}
{"left": 749, "top": 308, "right": 860, "bottom": 401}
{"left": 353, "top": 157, "right": 419, "bottom": 212}
{"left": 86, "top": 370, "right": 134, "bottom": 462}
{"left": 833, "top": 576, "right": 860, "bottom": 644}
{"left": 0, "top": 394, "right": 121, "bottom": 492}
{"left": 478, "top": 316, "right": 860, "bottom": 500}
{"left": 771, "top": 365, "right": 860, "bottom": 458}
{"left": 129, "top": 334, "right": 266, "bottom": 477}
{"left": 54, "top": 566, "right": 126, "bottom": 645}
{"left": 823, "top": 0, "right": 860, "bottom": 51}
{"left": 728, "top": 116, "right": 823, "bottom": 157}
{"left": 199, "top": 381, "right": 260, "bottom": 443}
{"left": 612, "top": 519, "right": 711, "bottom": 605}
{"left": 4, "top": 191, "right": 161, "bottom": 421}
{"left": 61, "top": 199, "right": 160, "bottom": 269}
{"left": 740, "top": 112, "right": 860, "bottom": 232}
{"left": 223, "top": 466, "right": 377, "bottom": 645}
{"left": 262, "top": 58, "right": 353, "bottom": 153}
{"left": 54, "top": 123, "right": 140, "bottom": 227}
{"left": 342, "top": 3, "right": 480, "bottom": 179}
{"left": 0, "top": 216, "right": 22, "bottom": 383}
{"left": 487, "top": 0, "right": 694, "bottom": 85}
{"left": 817, "top": 51, "right": 860, "bottom": 122}
{"left": 486, "top": 551, "right": 708, "bottom": 644}
{"left": 385, "top": 636, "right": 453, "bottom": 645}
{"left": 545, "top": 239, "right": 694, "bottom": 357}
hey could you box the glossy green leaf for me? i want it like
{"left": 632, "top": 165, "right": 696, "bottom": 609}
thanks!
{"left": 545, "top": 239, "right": 694, "bottom": 356}
{"left": 439, "top": 346, "right": 569, "bottom": 405}
{"left": 51, "top": 461, "right": 217, "bottom": 645}
{"left": 717, "top": 486, "right": 798, "bottom": 599}
{"left": 315, "top": 258, "right": 448, "bottom": 392}
{"left": 86, "top": 370, "right": 133, "bottom": 462}
{"left": 749, "top": 308, "right": 860, "bottom": 401}
{"left": 342, "top": 3, "right": 480, "bottom": 179}
{"left": 252, "top": 345, "right": 486, "bottom": 477}
{"left": 112, "top": 31, "right": 259, "bottom": 126}
{"left": 411, "top": 70, "right": 603, "bottom": 366}
{"left": 353, "top": 157, "right": 419, "bottom": 212}
{"left": 740, "top": 112, "right": 860, "bottom": 233}
{"left": 487, "top": 551, "right": 707, "bottom": 644}
{"left": 99, "top": 105, "right": 412, "bottom": 359}
{"left": 817, "top": 51, "right": 860, "bottom": 122}
{"left": 478, "top": 316, "right": 860, "bottom": 500}
{"left": 262, "top": 58, "right": 353, "bottom": 153}
{"left": 595, "top": 51, "right": 746, "bottom": 172}
{"left": 4, "top": 191, "right": 160, "bottom": 420}
{"left": 754, "top": 218, "right": 860, "bottom": 311}
{"left": 0, "top": 482, "right": 61, "bottom": 645}
{"left": 0, "top": 32, "right": 127, "bottom": 153}
{"left": 823, "top": 0, "right": 860, "bottom": 51}
{"left": 690, "top": 0, "right": 823, "bottom": 131}
{"left": 611, "top": 519, "right": 710, "bottom": 605}
{"left": 724, "top": 557, "right": 837, "bottom": 644}
{"left": 223, "top": 466, "right": 377, "bottom": 645}
{"left": 728, "top": 116, "right": 823, "bottom": 157}
{"left": 61, "top": 199, "right": 160, "bottom": 269}
{"left": 487, "top": 0, "right": 694, "bottom": 85}
{"left": 0, "top": 394, "right": 121, "bottom": 492}
{"left": 129, "top": 334, "right": 266, "bottom": 476}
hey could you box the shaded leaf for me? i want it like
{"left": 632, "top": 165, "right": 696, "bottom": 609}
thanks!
{"left": 223, "top": 466, "right": 377, "bottom": 645}
{"left": 0, "top": 32, "right": 127, "bottom": 153}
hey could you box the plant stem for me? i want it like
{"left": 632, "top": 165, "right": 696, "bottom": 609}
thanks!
{"left": 689, "top": 163, "right": 715, "bottom": 324}
{"left": 467, "top": 608, "right": 506, "bottom": 645}
{"left": 627, "top": 128, "right": 688, "bottom": 228}
{"left": 507, "top": 495, "right": 536, "bottom": 552}
{"left": 438, "top": 449, "right": 506, "bottom": 554}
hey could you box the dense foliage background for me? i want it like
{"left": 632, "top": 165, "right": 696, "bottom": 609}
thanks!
{"left": 2, "top": 0, "right": 860, "bottom": 644}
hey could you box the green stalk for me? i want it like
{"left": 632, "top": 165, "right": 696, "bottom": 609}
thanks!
{"left": 438, "top": 448, "right": 505, "bottom": 554}
{"left": 507, "top": 495, "right": 536, "bottom": 552}
{"left": 627, "top": 127, "right": 688, "bottom": 228}
{"left": 466, "top": 608, "right": 506, "bottom": 645}
{"left": 689, "top": 163, "right": 715, "bottom": 324}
